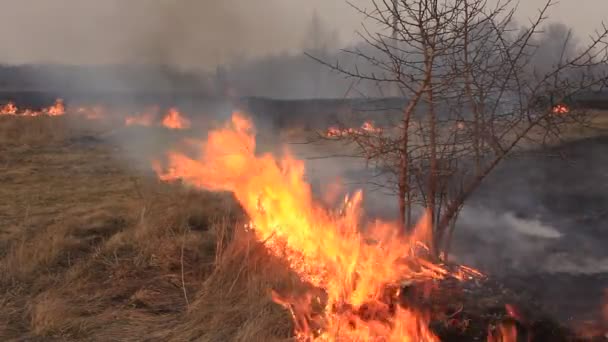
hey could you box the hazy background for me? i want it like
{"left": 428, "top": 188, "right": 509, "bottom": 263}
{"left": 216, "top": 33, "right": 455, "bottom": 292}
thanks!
{"left": 0, "top": 0, "right": 606, "bottom": 69}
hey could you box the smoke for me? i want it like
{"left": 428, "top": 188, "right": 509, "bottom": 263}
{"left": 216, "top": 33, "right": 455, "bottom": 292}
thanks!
{"left": 0, "top": 0, "right": 354, "bottom": 70}
{"left": 293, "top": 133, "right": 608, "bottom": 278}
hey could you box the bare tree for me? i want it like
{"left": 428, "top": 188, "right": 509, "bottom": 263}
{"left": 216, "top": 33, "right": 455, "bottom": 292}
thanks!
{"left": 312, "top": 0, "right": 608, "bottom": 258}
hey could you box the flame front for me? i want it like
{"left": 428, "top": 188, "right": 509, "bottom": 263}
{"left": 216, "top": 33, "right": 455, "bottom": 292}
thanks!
{"left": 326, "top": 121, "right": 382, "bottom": 138}
{"left": 162, "top": 108, "right": 191, "bottom": 129}
{"left": 1, "top": 99, "right": 66, "bottom": 117}
{"left": 155, "top": 112, "right": 449, "bottom": 341}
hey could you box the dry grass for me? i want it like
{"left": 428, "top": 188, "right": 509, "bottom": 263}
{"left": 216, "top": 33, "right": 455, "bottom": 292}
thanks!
{"left": 0, "top": 116, "right": 294, "bottom": 341}
{"left": 3, "top": 112, "right": 603, "bottom": 341}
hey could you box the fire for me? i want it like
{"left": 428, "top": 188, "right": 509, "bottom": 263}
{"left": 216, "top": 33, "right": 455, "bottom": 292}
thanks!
{"left": 154, "top": 112, "right": 483, "bottom": 341}
{"left": 162, "top": 107, "right": 191, "bottom": 130}
{"left": 44, "top": 98, "right": 65, "bottom": 116}
{"left": 0, "top": 99, "right": 66, "bottom": 117}
{"left": 487, "top": 321, "right": 517, "bottom": 342}
{"left": 326, "top": 121, "right": 382, "bottom": 138}
{"left": 361, "top": 120, "right": 383, "bottom": 134}
{"left": 0, "top": 101, "right": 18, "bottom": 115}
{"left": 552, "top": 104, "right": 569, "bottom": 115}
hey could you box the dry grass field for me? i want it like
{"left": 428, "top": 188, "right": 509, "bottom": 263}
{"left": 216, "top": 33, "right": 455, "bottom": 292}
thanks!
{"left": 0, "top": 116, "right": 294, "bottom": 341}
{"left": 1, "top": 111, "right": 607, "bottom": 341}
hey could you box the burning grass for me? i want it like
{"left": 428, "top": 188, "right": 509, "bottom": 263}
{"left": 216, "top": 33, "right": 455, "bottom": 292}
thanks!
{"left": 0, "top": 114, "right": 605, "bottom": 341}
{"left": 0, "top": 118, "right": 294, "bottom": 340}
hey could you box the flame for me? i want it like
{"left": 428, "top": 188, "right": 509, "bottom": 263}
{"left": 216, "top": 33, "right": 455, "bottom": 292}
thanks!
{"left": 44, "top": 98, "right": 65, "bottom": 116}
{"left": 1, "top": 99, "right": 66, "bottom": 117}
{"left": 0, "top": 101, "right": 18, "bottom": 115}
{"left": 326, "top": 121, "right": 382, "bottom": 138}
{"left": 162, "top": 108, "right": 191, "bottom": 130}
{"left": 21, "top": 109, "right": 40, "bottom": 117}
{"left": 361, "top": 121, "right": 383, "bottom": 134}
{"left": 552, "top": 104, "right": 569, "bottom": 115}
{"left": 487, "top": 321, "right": 517, "bottom": 342}
{"left": 153, "top": 112, "right": 486, "bottom": 340}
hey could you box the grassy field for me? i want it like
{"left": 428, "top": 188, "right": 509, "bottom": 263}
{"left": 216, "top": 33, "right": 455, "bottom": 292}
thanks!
{"left": 1, "top": 113, "right": 605, "bottom": 341}
{"left": 0, "top": 116, "right": 296, "bottom": 341}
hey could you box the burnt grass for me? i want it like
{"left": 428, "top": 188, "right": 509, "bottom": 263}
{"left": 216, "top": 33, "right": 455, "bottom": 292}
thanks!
{"left": 458, "top": 135, "right": 608, "bottom": 327}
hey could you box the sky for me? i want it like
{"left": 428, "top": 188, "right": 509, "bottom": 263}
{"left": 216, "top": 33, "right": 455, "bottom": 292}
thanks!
{"left": 0, "top": 0, "right": 606, "bottom": 70}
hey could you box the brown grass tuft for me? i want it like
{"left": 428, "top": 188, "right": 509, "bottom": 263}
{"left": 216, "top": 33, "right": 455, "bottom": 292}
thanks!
{"left": 159, "top": 228, "right": 297, "bottom": 342}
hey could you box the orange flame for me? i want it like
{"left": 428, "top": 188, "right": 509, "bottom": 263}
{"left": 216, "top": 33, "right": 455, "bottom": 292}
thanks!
{"left": 361, "top": 120, "right": 383, "bottom": 134}
{"left": 44, "top": 98, "right": 65, "bottom": 116}
{"left": 153, "top": 112, "right": 483, "bottom": 340}
{"left": 162, "top": 108, "right": 191, "bottom": 130}
{"left": 552, "top": 104, "right": 569, "bottom": 115}
{"left": 1, "top": 99, "right": 66, "bottom": 117}
{"left": 487, "top": 321, "right": 517, "bottom": 342}
{"left": 0, "top": 101, "right": 18, "bottom": 115}
{"left": 326, "top": 121, "right": 382, "bottom": 138}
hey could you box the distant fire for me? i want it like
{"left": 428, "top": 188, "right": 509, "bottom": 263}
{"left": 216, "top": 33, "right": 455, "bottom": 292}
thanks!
{"left": 0, "top": 101, "right": 17, "bottom": 115}
{"left": 162, "top": 108, "right": 191, "bottom": 130}
{"left": 552, "top": 104, "right": 569, "bottom": 115}
{"left": 0, "top": 99, "right": 66, "bottom": 117}
{"left": 326, "top": 120, "right": 382, "bottom": 137}
{"left": 0, "top": 100, "right": 195, "bottom": 130}
{"left": 45, "top": 98, "right": 65, "bottom": 116}
{"left": 123, "top": 107, "right": 191, "bottom": 129}
{"left": 154, "top": 112, "right": 486, "bottom": 341}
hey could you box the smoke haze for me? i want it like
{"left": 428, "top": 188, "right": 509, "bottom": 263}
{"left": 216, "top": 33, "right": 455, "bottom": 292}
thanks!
{"left": 0, "top": 0, "right": 357, "bottom": 69}
{"left": 0, "top": 0, "right": 606, "bottom": 69}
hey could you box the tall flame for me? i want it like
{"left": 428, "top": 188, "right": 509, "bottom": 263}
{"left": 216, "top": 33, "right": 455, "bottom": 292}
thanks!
{"left": 154, "top": 112, "right": 455, "bottom": 340}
